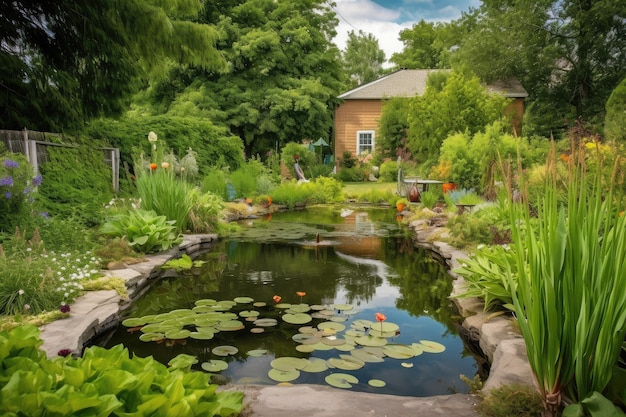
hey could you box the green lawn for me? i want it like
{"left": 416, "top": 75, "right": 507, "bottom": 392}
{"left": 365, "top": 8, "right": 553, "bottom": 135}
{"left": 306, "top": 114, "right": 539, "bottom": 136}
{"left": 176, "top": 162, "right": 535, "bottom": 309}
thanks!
{"left": 342, "top": 181, "right": 397, "bottom": 196}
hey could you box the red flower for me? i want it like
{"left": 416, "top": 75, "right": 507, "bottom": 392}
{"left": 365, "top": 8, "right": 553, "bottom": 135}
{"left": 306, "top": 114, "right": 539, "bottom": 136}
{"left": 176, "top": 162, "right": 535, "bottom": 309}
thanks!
{"left": 57, "top": 348, "right": 73, "bottom": 357}
{"left": 149, "top": 163, "right": 158, "bottom": 170}
{"left": 375, "top": 312, "right": 386, "bottom": 322}
{"left": 273, "top": 295, "right": 282, "bottom": 303}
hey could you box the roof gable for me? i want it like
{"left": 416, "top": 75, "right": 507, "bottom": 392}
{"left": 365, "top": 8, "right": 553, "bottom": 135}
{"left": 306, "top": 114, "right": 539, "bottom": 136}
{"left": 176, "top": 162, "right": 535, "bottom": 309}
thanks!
{"left": 338, "top": 69, "right": 528, "bottom": 100}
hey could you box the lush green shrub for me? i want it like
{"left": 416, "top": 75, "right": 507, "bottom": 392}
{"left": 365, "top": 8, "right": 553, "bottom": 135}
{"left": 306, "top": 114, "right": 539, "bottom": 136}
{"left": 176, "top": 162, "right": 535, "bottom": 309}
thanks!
{"left": 135, "top": 167, "right": 193, "bottom": 233}
{"left": 0, "top": 325, "right": 244, "bottom": 416}
{"left": 420, "top": 190, "right": 438, "bottom": 209}
{"left": 86, "top": 116, "right": 245, "bottom": 177}
{"left": 281, "top": 142, "right": 315, "bottom": 179}
{"left": 201, "top": 168, "right": 230, "bottom": 200}
{"left": 335, "top": 167, "right": 364, "bottom": 182}
{"left": 37, "top": 145, "right": 113, "bottom": 227}
{"left": 187, "top": 189, "right": 224, "bottom": 233}
{"left": 0, "top": 229, "right": 102, "bottom": 315}
{"left": 446, "top": 213, "right": 493, "bottom": 248}
{"left": 355, "top": 189, "right": 396, "bottom": 204}
{"left": 379, "top": 160, "right": 399, "bottom": 182}
{"left": 300, "top": 176, "right": 345, "bottom": 204}
{"left": 269, "top": 182, "right": 310, "bottom": 207}
{"left": 100, "top": 209, "right": 183, "bottom": 254}
{"left": 0, "top": 152, "right": 40, "bottom": 231}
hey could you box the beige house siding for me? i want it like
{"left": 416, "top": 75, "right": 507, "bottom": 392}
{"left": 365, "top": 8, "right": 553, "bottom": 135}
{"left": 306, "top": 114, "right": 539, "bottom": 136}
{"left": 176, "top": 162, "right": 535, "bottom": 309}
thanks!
{"left": 334, "top": 100, "right": 382, "bottom": 169}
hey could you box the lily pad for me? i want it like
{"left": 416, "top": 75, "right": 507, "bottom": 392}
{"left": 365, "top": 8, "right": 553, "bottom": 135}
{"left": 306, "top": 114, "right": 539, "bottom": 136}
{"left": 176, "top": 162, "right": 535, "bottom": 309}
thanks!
{"left": 282, "top": 313, "right": 312, "bottom": 325}
{"left": 325, "top": 373, "right": 359, "bottom": 389}
{"left": 295, "top": 344, "right": 315, "bottom": 353}
{"left": 354, "top": 335, "right": 388, "bottom": 347}
{"left": 298, "top": 326, "right": 317, "bottom": 334}
{"left": 274, "top": 303, "right": 292, "bottom": 309}
{"left": 189, "top": 331, "right": 215, "bottom": 340}
{"left": 321, "top": 336, "right": 347, "bottom": 346}
{"left": 165, "top": 329, "right": 191, "bottom": 340}
{"left": 271, "top": 357, "right": 309, "bottom": 372}
{"left": 246, "top": 349, "right": 269, "bottom": 357}
{"left": 139, "top": 332, "right": 165, "bottom": 342}
{"left": 254, "top": 318, "right": 278, "bottom": 327}
{"left": 201, "top": 360, "right": 228, "bottom": 372}
{"left": 368, "top": 379, "right": 386, "bottom": 387}
{"left": 383, "top": 344, "right": 416, "bottom": 360}
{"left": 288, "top": 304, "right": 311, "bottom": 313}
{"left": 334, "top": 304, "right": 353, "bottom": 311}
{"left": 253, "top": 302, "right": 267, "bottom": 308}
{"left": 250, "top": 328, "right": 265, "bottom": 334}
{"left": 292, "top": 333, "right": 321, "bottom": 344}
{"left": 268, "top": 369, "right": 300, "bottom": 382}
{"left": 234, "top": 296, "right": 254, "bottom": 304}
{"left": 195, "top": 299, "right": 217, "bottom": 306}
{"left": 317, "top": 322, "right": 346, "bottom": 333}
{"left": 327, "top": 355, "right": 365, "bottom": 371}
{"left": 401, "top": 362, "right": 414, "bottom": 368}
{"left": 301, "top": 357, "right": 329, "bottom": 373}
{"left": 212, "top": 345, "right": 239, "bottom": 356}
{"left": 419, "top": 340, "right": 446, "bottom": 353}
{"left": 350, "top": 348, "right": 385, "bottom": 363}
{"left": 216, "top": 320, "right": 245, "bottom": 331}
{"left": 122, "top": 317, "right": 148, "bottom": 327}
{"left": 238, "top": 310, "right": 260, "bottom": 318}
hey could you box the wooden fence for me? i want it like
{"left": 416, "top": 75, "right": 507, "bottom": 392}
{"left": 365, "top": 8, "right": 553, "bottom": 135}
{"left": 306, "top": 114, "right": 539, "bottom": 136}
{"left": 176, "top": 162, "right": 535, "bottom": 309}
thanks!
{"left": 0, "top": 129, "right": 119, "bottom": 192}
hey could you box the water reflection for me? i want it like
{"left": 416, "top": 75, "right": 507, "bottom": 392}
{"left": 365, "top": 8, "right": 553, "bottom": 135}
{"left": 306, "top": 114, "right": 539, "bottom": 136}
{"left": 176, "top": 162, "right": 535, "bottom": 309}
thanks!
{"left": 104, "top": 206, "right": 478, "bottom": 396}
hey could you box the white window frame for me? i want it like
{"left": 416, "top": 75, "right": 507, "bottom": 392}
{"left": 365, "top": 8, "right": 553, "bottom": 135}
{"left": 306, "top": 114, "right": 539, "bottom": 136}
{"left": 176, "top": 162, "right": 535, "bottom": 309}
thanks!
{"left": 356, "top": 130, "right": 375, "bottom": 155}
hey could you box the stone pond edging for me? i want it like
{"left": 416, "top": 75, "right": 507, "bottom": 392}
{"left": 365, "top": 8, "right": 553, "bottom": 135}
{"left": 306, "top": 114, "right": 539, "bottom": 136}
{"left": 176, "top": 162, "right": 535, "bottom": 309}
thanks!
{"left": 38, "top": 220, "right": 535, "bottom": 413}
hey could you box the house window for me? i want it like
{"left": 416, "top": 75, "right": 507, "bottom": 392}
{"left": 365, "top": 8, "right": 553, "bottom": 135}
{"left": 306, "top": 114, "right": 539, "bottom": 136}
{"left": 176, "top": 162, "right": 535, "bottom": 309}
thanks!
{"left": 357, "top": 131, "right": 374, "bottom": 155}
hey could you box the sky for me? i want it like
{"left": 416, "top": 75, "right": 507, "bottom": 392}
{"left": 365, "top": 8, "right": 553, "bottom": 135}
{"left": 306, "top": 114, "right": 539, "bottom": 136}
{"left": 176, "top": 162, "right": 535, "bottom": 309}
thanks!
{"left": 332, "top": 0, "right": 481, "bottom": 67}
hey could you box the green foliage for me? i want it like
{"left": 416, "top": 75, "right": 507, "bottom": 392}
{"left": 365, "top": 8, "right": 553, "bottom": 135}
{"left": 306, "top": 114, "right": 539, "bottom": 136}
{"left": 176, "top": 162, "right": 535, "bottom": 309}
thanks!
{"left": 605, "top": 77, "right": 626, "bottom": 143}
{"left": 454, "top": 244, "right": 517, "bottom": 312}
{"left": 407, "top": 69, "right": 509, "bottom": 165}
{"left": 162, "top": 254, "right": 206, "bottom": 271}
{"left": 0, "top": 325, "right": 243, "bottom": 416}
{"left": 1, "top": 1, "right": 225, "bottom": 131}
{"left": 355, "top": 189, "right": 396, "bottom": 204}
{"left": 335, "top": 167, "right": 364, "bottom": 182}
{"left": 281, "top": 143, "right": 316, "bottom": 178}
{"left": 0, "top": 229, "right": 102, "bottom": 315}
{"left": 478, "top": 384, "right": 543, "bottom": 417}
{"left": 135, "top": 168, "right": 193, "bottom": 233}
{"left": 0, "top": 153, "right": 39, "bottom": 231}
{"left": 301, "top": 177, "right": 345, "bottom": 204}
{"left": 457, "top": 191, "right": 483, "bottom": 205}
{"left": 229, "top": 160, "right": 268, "bottom": 199}
{"left": 563, "top": 392, "right": 626, "bottom": 417}
{"left": 268, "top": 183, "right": 310, "bottom": 207}
{"left": 378, "top": 160, "right": 399, "bottom": 182}
{"left": 340, "top": 150, "right": 357, "bottom": 169}
{"left": 100, "top": 209, "right": 183, "bottom": 254}
{"left": 187, "top": 189, "right": 224, "bottom": 234}
{"left": 37, "top": 145, "right": 113, "bottom": 228}
{"left": 342, "top": 30, "right": 386, "bottom": 90}
{"left": 420, "top": 190, "right": 438, "bottom": 209}
{"left": 201, "top": 168, "right": 230, "bottom": 200}
{"left": 87, "top": 116, "right": 245, "bottom": 178}
{"left": 506, "top": 142, "right": 626, "bottom": 414}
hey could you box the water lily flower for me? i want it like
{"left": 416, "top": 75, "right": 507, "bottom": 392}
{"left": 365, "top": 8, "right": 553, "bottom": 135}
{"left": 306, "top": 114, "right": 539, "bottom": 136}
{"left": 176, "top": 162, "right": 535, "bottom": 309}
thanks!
{"left": 273, "top": 295, "right": 281, "bottom": 303}
{"left": 149, "top": 163, "right": 157, "bottom": 170}
{"left": 375, "top": 312, "right": 387, "bottom": 334}
{"left": 296, "top": 291, "right": 306, "bottom": 303}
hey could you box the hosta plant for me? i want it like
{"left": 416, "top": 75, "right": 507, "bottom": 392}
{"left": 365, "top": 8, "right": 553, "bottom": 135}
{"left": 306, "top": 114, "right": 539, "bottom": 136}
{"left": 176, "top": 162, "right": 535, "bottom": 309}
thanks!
{"left": 0, "top": 325, "right": 243, "bottom": 416}
{"left": 100, "top": 209, "right": 182, "bottom": 254}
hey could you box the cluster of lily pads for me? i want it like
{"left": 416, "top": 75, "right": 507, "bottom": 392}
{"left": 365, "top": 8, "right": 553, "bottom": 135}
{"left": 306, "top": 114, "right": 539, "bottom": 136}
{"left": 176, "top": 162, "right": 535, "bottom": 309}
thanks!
{"left": 121, "top": 295, "right": 446, "bottom": 390}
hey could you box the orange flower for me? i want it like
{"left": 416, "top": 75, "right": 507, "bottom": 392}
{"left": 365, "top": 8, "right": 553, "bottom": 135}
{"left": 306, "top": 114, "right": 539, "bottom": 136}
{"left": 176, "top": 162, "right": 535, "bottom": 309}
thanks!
{"left": 296, "top": 291, "right": 306, "bottom": 297}
{"left": 620, "top": 211, "right": 624, "bottom": 217}
{"left": 375, "top": 312, "right": 387, "bottom": 322}
{"left": 560, "top": 154, "right": 569, "bottom": 162}
{"left": 273, "top": 295, "right": 282, "bottom": 303}
{"left": 149, "top": 163, "right": 157, "bottom": 170}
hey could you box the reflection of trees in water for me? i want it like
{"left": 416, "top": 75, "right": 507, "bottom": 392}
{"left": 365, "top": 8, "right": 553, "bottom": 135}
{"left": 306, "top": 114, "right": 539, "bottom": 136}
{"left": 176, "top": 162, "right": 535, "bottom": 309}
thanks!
{"left": 381, "top": 237, "right": 459, "bottom": 334}
{"left": 337, "top": 263, "right": 382, "bottom": 306}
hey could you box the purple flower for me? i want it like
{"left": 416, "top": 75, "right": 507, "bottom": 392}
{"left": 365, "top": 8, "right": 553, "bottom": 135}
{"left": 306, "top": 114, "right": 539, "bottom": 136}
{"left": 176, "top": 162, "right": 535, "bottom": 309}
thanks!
{"left": 60, "top": 304, "right": 71, "bottom": 313}
{"left": 4, "top": 192, "right": 10, "bottom": 199}
{"left": 39, "top": 211, "right": 49, "bottom": 219}
{"left": 0, "top": 176, "right": 13, "bottom": 187}
{"left": 3, "top": 159, "right": 18, "bottom": 169}
{"left": 32, "top": 174, "right": 42, "bottom": 187}
{"left": 23, "top": 187, "right": 31, "bottom": 195}
{"left": 57, "top": 349, "right": 73, "bottom": 357}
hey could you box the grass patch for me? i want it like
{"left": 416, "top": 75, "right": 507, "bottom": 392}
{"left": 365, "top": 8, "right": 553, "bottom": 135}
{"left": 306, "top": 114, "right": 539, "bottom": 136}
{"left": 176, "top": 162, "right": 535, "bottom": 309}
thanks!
{"left": 343, "top": 182, "right": 398, "bottom": 199}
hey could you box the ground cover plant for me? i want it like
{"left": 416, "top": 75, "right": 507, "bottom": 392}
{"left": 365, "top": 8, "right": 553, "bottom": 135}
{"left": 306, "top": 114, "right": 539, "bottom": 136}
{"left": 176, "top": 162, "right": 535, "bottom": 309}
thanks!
{"left": 0, "top": 325, "right": 243, "bottom": 416}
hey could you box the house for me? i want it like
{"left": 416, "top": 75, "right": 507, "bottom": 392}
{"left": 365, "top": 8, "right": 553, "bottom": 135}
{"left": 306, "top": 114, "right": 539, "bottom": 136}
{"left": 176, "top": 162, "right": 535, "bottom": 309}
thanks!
{"left": 332, "top": 69, "right": 528, "bottom": 169}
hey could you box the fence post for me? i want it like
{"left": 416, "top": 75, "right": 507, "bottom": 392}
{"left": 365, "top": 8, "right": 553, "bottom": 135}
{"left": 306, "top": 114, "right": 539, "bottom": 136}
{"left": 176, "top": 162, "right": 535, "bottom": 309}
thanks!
{"left": 22, "top": 128, "right": 29, "bottom": 163}
{"left": 28, "top": 138, "right": 38, "bottom": 173}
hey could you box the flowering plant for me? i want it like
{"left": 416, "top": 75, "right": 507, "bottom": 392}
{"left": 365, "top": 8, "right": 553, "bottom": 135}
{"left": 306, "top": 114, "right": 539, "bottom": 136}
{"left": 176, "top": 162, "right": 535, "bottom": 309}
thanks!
{"left": 0, "top": 152, "right": 41, "bottom": 230}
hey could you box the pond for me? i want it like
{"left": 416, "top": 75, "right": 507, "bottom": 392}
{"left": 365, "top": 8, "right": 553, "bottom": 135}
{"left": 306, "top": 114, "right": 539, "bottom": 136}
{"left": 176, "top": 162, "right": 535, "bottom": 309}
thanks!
{"left": 102, "top": 205, "right": 480, "bottom": 397}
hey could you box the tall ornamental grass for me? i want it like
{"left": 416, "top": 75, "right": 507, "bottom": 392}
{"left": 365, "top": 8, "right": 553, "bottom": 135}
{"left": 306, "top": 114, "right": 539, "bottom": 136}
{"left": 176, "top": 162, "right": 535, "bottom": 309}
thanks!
{"left": 507, "top": 141, "right": 626, "bottom": 416}
{"left": 135, "top": 168, "right": 192, "bottom": 233}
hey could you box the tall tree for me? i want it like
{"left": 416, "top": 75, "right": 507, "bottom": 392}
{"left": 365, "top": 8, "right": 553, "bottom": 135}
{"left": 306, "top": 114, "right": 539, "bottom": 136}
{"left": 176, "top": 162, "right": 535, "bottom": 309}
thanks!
{"left": 390, "top": 19, "right": 472, "bottom": 70}
{"left": 341, "top": 30, "right": 385, "bottom": 89}
{"left": 454, "top": 0, "right": 626, "bottom": 136}
{"left": 140, "top": 0, "right": 346, "bottom": 158}
{"left": 0, "top": 0, "right": 225, "bottom": 131}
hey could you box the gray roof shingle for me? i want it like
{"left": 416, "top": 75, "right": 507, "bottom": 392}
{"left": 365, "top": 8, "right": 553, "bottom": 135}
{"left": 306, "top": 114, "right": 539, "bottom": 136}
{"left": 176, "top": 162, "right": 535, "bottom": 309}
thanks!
{"left": 338, "top": 69, "right": 528, "bottom": 99}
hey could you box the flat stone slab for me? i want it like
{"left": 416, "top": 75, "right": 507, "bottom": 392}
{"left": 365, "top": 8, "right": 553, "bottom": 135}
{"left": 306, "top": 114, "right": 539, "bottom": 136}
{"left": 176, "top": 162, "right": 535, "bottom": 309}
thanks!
{"left": 39, "top": 290, "right": 121, "bottom": 357}
{"left": 233, "top": 384, "right": 481, "bottom": 417}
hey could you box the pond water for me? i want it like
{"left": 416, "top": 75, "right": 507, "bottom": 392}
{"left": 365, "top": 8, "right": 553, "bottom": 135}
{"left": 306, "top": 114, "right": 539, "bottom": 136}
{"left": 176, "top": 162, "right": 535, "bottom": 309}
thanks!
{"left": 103, "top": 205, "right": 480, "bottom": 397}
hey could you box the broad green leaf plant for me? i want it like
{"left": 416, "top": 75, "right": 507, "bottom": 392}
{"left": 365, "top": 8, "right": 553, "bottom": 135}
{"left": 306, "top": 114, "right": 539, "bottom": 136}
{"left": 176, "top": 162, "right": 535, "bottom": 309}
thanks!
{"left": 507, "top": 142, "right": 626, "bottom": 416}
{"left": 0, "top": 325, "right": 243, "bottom": 416}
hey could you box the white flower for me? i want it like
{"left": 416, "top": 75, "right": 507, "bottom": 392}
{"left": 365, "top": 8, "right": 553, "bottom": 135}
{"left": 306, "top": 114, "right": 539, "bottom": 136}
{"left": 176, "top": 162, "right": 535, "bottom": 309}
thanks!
{"left": 26, "top": 247, "right": 32, "bottom": 252}
{"left": 18, "top": 289, "right": 25, "bottom": 295}
{"left": 23, "top": 304, "right": 31, "bottom": 311}
{"left": 148, "top": 131, "right": 158, "bottom": 142}
{"left": 64, "top": 292, "right": 69, "bottom": 298}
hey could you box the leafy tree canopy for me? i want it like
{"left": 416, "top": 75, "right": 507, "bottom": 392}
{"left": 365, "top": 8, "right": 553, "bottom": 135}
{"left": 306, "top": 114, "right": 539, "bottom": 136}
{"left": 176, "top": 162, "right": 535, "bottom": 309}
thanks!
{"left": 453, "top": 0, "right": 626, "bottom": 137}
{"left": 136, "top": 0, "right": 346, "bottom": 158}
{"left": 604, "top": 77, "right": 626, "bottom": 143}
{"left": 342, "top": 30, "right": 386, "bottom": 90}
{"left": 0, "top": 0, "right": 225, "bottom": 132}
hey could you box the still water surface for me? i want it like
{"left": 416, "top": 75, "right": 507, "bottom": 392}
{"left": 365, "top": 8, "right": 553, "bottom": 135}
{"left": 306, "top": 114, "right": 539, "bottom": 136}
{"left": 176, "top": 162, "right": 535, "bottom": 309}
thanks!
{"left": 104, "top": 205, "right": 478, "bottom": 396}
